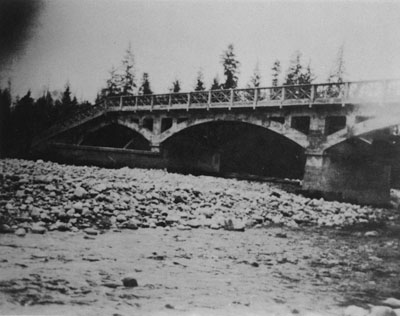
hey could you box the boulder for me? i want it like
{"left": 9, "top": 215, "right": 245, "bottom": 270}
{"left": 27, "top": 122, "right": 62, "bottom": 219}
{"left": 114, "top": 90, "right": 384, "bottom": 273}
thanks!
{"left": 126, "top": 219, "right": 140, "bottom": 230}
{"left": 365, "top": 231, "right": 379, "bottom": 237}
{"left": 368, "top": 306, "right": 396, "bottom": 316}
{"left": 122, "top": 276, "right": 138, "bottom": 288}
{"left": 343, "top": 305, "right": 368, "bottom": 316}
{"left": 73, "top": 202, "right": 84, "bottom": 211}
{"left": 31, "top": 224, "right": 46, "bottom": 234}
{"left": 382, "top": 299, "right": 400, "bottom": 309}
{"left": 15, "top": 228, "right": 26, "bottom": 237}
{"left": 84, "top": 228, "right": 98, "bottom": 236}
{"left": 73, "top": 187, "right": 88, "bottom": 199}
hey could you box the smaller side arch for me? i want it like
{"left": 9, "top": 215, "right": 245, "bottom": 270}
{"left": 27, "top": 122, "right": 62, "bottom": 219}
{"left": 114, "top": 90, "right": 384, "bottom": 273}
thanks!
{"left": 79, "top": 120, "right": 153, "bottom": 147}
{"left": 321, "top": 113, "right": 400, "bottom": 151}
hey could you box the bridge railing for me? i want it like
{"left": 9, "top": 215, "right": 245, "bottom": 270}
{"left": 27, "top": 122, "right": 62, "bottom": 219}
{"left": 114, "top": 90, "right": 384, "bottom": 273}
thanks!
{"left": 105, "top": 79, "right": 400, "bottom": 111}
{"left": 31, "top": 102, "right": 107, "bottom": 147}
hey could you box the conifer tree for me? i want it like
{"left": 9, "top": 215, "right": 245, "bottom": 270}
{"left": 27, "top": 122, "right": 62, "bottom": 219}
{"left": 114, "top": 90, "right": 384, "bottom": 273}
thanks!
{"left": 284, "top": 51, "right": 303, "bottom": 86}
{"left": 210, "top": 75, "right": 221, "bottom": 90}
{"left": 171, "top": 79, "right": 181, "bottom": 93}
{"left": 0, "top": 85, "right": 12, "bottom": 157}
{"left": 284, "top": 51, "right": 315, "bottom": 98}
{"left": 12, "top": 90, "right": 34, "bottom": 154}
{"left": 271, "top": 60, "right": 281, "bottom": 87}
{"left": 248, "top": 62, "right": 261, "bottom": 88}
{"left": 120, "top": 43, "right": 136, "bottom": 95}
{"left": 328, "top": 44, "right": 346, "bottom": 83}
{"left": 104, "top": 66, "right": 120, "bottom": 97}
{"left": 194, "top": 69, "right": 206, "bottom": 91}
{"left": 221, "top": 44, "right": 240, "bottom": 89}
{"left": 138, "top": 73, "right": 153, "bottom": 95}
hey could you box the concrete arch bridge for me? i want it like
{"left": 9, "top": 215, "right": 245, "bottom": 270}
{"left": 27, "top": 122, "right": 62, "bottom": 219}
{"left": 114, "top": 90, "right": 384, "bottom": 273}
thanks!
{"left": 31, "top": 79, "right": 400, "bottom": 205}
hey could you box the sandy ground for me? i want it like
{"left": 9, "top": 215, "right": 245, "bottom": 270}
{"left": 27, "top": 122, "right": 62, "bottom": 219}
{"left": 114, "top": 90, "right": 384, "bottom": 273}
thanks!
{"left": 1, "top": 225, "right": 400, "bottom": 316}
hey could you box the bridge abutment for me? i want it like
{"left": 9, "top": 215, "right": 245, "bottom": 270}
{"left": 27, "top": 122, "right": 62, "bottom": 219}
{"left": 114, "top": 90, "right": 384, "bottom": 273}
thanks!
{"left": 302, "top": 152, "right": 391, "bottom": 206}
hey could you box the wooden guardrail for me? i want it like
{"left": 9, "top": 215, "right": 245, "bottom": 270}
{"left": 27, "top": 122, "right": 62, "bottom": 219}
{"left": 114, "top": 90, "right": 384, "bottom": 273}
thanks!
{"left": 106, "top": 79, "right": 400, "bottom": 111}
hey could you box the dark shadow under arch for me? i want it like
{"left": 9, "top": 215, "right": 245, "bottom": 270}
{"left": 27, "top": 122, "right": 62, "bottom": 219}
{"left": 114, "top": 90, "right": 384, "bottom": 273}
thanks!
{"left": 81, "top": 123, "right": 150, "bottom": 150}
{"left": 162, "top": 121, "right": 306, "bottom": 179}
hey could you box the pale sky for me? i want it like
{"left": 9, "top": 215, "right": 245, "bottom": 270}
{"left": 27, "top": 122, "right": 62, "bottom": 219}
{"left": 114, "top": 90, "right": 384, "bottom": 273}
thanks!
{"left": 3, "top": 0, "right": 400, "bottom": 102}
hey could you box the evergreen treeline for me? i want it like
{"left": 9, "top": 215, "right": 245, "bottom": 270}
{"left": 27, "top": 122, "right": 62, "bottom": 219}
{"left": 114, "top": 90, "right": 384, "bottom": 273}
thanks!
{"left": 99, "top": 44, "right": 345, "bottom": 98}
{"left": 0, "top": 83, "right": 91, "bottom": 158}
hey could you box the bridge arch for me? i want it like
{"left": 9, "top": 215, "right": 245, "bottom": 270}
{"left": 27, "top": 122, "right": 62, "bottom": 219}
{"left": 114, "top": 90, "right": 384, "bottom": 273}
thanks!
{"left": 156, "top": 116, "right": 309, "bottom": 148}
{"left": 321, "top": 114, "right": 400, "bottom": 152}
{"left": 79, "top": 120, "right": 152, "bottom": 150}
{"left": 80, "top": 119, "right": 153, "bottom": 143}
{"left": 160, "top": 118, "right": 307, "bottom": 179}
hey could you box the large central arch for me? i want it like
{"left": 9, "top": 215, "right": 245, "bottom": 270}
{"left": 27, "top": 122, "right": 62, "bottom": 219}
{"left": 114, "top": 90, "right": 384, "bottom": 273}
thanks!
{"left": 161, "top": 120, "right": 307, "bottom": 179}
{"left": 156, "top": 115, "right": 309, "bottom": 148}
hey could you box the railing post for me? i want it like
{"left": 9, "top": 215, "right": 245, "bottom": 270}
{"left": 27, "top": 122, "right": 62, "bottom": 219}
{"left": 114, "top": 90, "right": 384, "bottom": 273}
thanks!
{"left": 229, "top": 89, "right": 234, "bottom": 110}
{"left": 187, "top": 93, "right": 191, "bottom": 111}
{"left": 309, "top": 85, "right": 315, "bottom": 108}
{"left": 281, "top": 86, "right": 285, "bottom": 108}
{"left": 134, "top": 96, "right": 138, "bottom": 113}
{"left": 381, "top": 80, "right": 388, "bottom": 106}
{"left": 342, "top": 82, "right": 349, "bottom": 107}
{"left": 207, "top": 90, "right": 211, "bottom": 111}
{"left": 103, "top": 99, "right": 108, "bottom": 111}
{"left": 253, "top": 88, "right": 258, "bottom": 109}
{"left": 150, "top": 95, "right": 154, "bottom": 112}
{"left": 168, "top": 94, "right": 172, "bottom": 112}
{"left": 119, "top": 96, "right": 123, "bottom": 109}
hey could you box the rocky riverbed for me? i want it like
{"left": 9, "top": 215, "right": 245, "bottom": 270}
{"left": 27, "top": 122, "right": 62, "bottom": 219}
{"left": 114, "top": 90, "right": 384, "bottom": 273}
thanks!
{"left": 1, "top": 158, "right": 400, "bottom": 315}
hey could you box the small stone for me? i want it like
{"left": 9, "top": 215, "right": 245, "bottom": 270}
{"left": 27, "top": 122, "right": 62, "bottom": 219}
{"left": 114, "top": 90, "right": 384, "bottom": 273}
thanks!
{"left": 16, "top": 190, "right": 25, "bottom": 197}
{"left": 224, "top": 218, "right": 245, "bottom": 232}
{"left": 177, "top": 225, "right": 191, "bottom": 231}
{"left": 126, "top": 219, "right": 139, "bottom": 230}
{"left": 84, "top": 228, "right": 98, "bottom": 236}
{"left": 187, "top": 219, "right": 201, "bottom": 228}
{"left": 165, "top": 304, "right": 174, "bottom": 309}
{"left": 0, "top": 224, "right": 13, "bottom": 233}
{"left": 55, "top": 222, "right": 69, "bottom": 231}
{"left": 82, "top": 208, "right": 91, "bottom": 217}
{"left": 382, "top": 298, "right": 400, "bottom": 309}
{"left": 93, "top": 183, "right": 107, "bottom": 192}
{"left": 15, "top": 228, "right": 26, "bottom": 237}
{"left": 276, "top": 232, "right": 287, "bottom": 238}
{"left": 116, "top": 214, "right": 127, "bottom": 222}
{"left": 122, "top": 276, "right": 138, "bottom": 288}
{"left": 73, "top": 202, "right": 83, "bottom": 211}
{"left": 343, "top": 305, "right": 368, "bottom": 316}
{"left": 30, "top": 207, "right": 41, "bottom": 218}
{"left": 66, "top": 209, "right": 75, "bottom": 217}
{"left": 73, "top": 187, "right": 88, "bottom": 199}
{"left": 31, "top": 224, "right": 46, "bottom": 234}
{"left": 44, "top": 184, "right": 57, "bottom": 191}
{"left": 365, "top": 231, "right": 379, "bottom": 237}
{"left": 368, "top": 306, "right": 396, "bottom": 316}
{"left": 165, "top": 214, "right": 180, "bottom": 224}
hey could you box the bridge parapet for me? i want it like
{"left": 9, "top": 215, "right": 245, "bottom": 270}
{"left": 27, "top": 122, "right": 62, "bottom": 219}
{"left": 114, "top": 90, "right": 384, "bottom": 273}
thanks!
{"left": 106, "top": 79, "right": 400, "bottom": 111}
{"left": 31, "top": 102, "right": 107, "bottom": 148}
